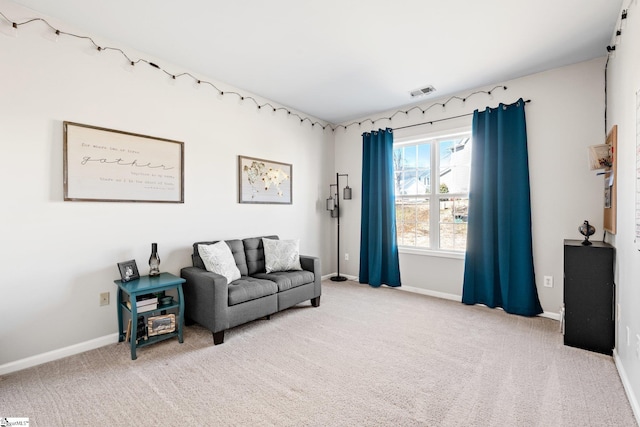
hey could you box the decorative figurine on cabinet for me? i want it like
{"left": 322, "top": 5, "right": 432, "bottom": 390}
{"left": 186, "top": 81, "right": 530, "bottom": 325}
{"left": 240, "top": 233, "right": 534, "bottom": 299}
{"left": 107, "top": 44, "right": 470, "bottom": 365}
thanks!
{"left": 579, "top": 220, "right": 595, "bottom": 246}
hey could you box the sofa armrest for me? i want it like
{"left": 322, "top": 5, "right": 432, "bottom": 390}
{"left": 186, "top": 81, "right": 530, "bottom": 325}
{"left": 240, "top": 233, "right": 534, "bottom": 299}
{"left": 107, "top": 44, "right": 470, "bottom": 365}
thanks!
{"left": 180, "top": 266, "right": 230, "bottom": 333}
{"left": 299, "top": 255, "right": 319, "bottom": 273}
{"left": 300, "top": 255, "right": 321, "bottom": 298}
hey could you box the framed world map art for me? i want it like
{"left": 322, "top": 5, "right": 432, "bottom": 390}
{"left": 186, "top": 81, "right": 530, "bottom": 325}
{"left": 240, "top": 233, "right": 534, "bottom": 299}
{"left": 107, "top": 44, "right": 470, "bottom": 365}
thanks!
{"left": 238, "top": 155, "right": 292, "bottom": 204}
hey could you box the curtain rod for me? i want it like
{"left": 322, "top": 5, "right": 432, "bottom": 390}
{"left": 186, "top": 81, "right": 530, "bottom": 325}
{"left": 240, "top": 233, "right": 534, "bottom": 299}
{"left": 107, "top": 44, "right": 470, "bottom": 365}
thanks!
{"left": 393, "top": 99, "right": 531, "bottom": 131}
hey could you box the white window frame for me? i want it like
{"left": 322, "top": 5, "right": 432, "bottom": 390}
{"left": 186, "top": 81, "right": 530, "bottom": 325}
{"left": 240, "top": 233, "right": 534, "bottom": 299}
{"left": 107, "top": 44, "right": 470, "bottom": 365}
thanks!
{"left": 394, "top": 127, "right": 471, "bottom": 258}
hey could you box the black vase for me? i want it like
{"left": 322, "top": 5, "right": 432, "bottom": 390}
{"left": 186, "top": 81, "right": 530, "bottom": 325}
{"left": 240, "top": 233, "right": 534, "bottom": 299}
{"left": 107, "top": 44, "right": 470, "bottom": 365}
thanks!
{"left": 149, "top": 243, "right": 161, "bottom": 276}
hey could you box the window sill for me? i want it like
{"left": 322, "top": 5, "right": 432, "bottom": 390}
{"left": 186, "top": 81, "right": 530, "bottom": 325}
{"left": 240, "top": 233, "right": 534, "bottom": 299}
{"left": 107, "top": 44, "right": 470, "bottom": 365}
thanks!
{"left": 398, "top": 246, "right": 465, "bottom": 260}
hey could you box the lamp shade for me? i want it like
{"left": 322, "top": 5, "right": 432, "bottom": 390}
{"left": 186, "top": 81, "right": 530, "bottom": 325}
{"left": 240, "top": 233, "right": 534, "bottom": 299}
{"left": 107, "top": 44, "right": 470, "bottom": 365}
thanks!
{"left": 326, "top": 197, "right": 335, "bottom": 211}
{"left": 343, "top": 186, "right": 352, "bottom": 200}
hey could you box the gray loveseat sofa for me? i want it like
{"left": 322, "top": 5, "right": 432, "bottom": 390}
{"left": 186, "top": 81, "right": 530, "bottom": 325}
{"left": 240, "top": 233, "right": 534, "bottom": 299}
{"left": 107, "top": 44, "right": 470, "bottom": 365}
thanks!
{"left": 180, "top": 235, "right": 321, "bottom": 345}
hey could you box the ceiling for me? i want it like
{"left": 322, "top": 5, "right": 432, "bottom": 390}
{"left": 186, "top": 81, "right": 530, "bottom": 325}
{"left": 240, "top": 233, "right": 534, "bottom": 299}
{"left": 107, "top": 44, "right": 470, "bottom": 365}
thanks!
{"left": 10, "top": 0, "right": 623, "bottom": 124}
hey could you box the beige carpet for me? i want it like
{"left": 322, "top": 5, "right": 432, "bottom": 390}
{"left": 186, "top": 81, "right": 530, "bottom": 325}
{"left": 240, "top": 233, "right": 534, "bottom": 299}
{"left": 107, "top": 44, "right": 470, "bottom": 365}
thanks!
{"left": 0, "top": 280, "right": 636, "bottom": 426}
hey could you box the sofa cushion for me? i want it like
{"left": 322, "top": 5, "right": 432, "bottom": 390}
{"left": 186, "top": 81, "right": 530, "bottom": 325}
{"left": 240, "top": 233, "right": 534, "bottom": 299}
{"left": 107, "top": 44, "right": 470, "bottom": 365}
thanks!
{"left": 243, "top": 235, "right": 278, "bottom": 275}
{"left": 198, "top": 241, "right": 242, "bottom": 284}
{"left": 262, "top": 238, "right": 303, "bottom": 273}
{"left": 228, "top": 277, "right": 278, "bottom": 306}
{"left": 252, "top": 270, "right": 315, "bottom": 292}
{"left": 193, "top": 240, "right": 248, "bottom": 276}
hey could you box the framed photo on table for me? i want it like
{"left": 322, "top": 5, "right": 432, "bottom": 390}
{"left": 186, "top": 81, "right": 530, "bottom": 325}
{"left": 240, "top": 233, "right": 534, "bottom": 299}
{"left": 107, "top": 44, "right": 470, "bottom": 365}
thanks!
{"left": 147, "top": 314, "right": 176, "bottom": 336}
{"left": 117, "top": 260, "right": 140, "bottom": 282}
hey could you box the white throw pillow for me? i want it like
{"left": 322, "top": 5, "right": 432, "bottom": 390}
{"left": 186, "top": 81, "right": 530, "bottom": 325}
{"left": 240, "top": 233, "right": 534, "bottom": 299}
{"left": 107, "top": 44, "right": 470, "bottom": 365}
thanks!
{"left": 262, "top": 238, "right": 303, "bottom": 273}
{"left": 198, "top": 241, "right": 242, "bottom": 284}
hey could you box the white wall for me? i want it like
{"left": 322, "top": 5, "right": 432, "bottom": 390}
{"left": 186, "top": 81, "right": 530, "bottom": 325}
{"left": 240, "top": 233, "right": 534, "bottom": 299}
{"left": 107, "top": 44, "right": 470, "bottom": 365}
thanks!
{"left": 333, "top": 58, "right": 607, "bottom": 318}
{"left": 0, "top": 1, "right": 333, "bottom": 367}
{"left": 605, "top": 2, "right": 640, "bottom": 418}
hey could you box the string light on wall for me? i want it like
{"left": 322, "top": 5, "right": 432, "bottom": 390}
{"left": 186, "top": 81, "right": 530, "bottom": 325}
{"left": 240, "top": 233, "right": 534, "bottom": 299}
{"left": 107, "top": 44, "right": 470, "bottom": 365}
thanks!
{"left": 1, "top": 10, "right": 506, "bottom": 133}
{"left": 607, "top": 2, "right": 635, "bottom": 57}
{"left": 604, "top": 1, "right": 634, "bottom": 131}
{"left": 337, "top": 85, "right": 508, "bottom": 132}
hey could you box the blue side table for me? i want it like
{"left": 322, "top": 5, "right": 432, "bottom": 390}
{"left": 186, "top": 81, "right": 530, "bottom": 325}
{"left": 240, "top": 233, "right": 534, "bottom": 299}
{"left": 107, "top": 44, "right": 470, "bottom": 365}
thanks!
{"left": 114, "top": 272, "right": 186, "bottom": 360}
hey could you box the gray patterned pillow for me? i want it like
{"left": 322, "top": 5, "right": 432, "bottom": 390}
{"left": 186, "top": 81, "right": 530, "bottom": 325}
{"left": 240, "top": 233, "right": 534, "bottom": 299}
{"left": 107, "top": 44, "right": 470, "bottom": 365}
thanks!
{"left": 262, "top": 238, "right": 302, "bottom": 273}
{"left": 198, "top": 241, "right": 242, "bottom": 284}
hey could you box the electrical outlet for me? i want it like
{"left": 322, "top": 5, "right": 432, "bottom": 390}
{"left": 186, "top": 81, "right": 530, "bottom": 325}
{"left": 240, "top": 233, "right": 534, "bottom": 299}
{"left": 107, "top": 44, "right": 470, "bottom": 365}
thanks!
{"left": 344, "top": 253, "right": 349, "bottom": 261}
{"left": 543, "top": 276, "right": 553, "bottom": 288}
{"left": 100, "top": 292, "right": 110, "bottom": 306}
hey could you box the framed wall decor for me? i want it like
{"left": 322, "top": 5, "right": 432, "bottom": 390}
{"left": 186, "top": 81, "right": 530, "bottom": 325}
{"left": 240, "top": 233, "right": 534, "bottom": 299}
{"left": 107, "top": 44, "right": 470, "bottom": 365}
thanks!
{"left": 63, "top": 121, "right": 184, "bottom": 203}
{"left": 238, "top": 155, "right": 292, "bottom": 204}
{"left": 117, "top": 260, "right": 140, "bottom": 282}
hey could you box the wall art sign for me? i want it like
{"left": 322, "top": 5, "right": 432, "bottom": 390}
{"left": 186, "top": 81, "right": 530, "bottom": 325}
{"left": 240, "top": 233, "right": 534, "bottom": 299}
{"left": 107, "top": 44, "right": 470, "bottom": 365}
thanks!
{"left": 63, "top": 121, "right": 184, "bottom": 203}
{"left": 238, "top": 155, "right": 292, "bottom": 204}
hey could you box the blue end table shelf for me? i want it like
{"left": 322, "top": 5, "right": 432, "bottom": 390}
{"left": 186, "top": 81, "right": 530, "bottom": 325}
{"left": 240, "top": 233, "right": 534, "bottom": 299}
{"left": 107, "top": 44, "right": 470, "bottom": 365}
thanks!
{"left": 114, "top": 272, "right": 186, "bottom": 360}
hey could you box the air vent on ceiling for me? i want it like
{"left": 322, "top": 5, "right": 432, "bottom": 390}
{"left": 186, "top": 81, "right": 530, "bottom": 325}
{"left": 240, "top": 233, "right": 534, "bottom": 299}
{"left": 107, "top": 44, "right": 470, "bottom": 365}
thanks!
{"left": 410, "top": 85, "right": 436, "bottom": 97}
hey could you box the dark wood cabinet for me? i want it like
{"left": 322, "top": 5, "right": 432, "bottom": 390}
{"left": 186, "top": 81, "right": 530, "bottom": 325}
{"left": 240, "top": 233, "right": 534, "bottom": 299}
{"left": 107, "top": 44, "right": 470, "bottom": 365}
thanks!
{"left": 563, "top": 240, "right": 615, "bottom": 355}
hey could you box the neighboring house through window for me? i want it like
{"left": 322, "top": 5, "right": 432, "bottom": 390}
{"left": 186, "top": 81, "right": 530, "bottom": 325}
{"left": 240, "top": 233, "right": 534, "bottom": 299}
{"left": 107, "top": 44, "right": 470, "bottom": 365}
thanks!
{"left": 394, "top": 129, "right": 472, "bottom": 252}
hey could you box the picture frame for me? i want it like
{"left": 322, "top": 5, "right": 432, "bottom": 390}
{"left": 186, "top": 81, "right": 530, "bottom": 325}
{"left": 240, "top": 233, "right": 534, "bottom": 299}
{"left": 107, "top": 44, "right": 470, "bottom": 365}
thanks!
{"left": 238, "top": 155, "right": 292, "bottom": 204}
{"left": 63, "top": 121, "right": 184, "bottom": 203}
{"left": 147, "top": 314, "right": 176, "bottom": 337}
{"left": 117, "top": 259, "right": 140, "bottom": 282}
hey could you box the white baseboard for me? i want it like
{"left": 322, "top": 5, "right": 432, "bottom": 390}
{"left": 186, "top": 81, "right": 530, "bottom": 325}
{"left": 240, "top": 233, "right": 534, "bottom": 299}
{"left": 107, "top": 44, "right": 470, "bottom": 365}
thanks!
{"left": 393, "top": 284, "right": 461, "bottom": 301}
{"left": 538, "top": 311, "right": 561, "bottom": 321}
{"left": 0, "top": 283, "right": 562, "bottom": 377}
{"left": 1, "top": 275, "right": 355, "bottom": 375}
{"left": 0, "top": 333, "right": 119, "bottom": 376}
{"left": 395, "top": 285, "right": 561, "bottom": 321}
{"left": 322, "top": 273, "right": 358, "bottom": 281}
{"left": 614, "top": 349, "right": 640, "bottom": 424}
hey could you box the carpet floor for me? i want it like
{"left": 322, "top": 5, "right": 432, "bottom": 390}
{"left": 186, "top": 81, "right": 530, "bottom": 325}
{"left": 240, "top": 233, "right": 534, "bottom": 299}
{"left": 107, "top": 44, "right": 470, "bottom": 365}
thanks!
{"left": 0, "top": 280, "right": 637, "bottom": 426}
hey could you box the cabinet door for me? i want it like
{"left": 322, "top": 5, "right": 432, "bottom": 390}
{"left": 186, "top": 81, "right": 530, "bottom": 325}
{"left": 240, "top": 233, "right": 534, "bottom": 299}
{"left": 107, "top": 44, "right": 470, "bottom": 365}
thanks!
{"left": 564, "top": 244, "right": 614, "bottom": 355}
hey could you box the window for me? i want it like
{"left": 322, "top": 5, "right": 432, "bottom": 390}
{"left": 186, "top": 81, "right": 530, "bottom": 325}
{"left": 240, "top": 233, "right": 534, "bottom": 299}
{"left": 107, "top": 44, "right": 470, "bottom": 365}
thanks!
{"left": 394, "top": 130, "right": 472, "bottom": 252}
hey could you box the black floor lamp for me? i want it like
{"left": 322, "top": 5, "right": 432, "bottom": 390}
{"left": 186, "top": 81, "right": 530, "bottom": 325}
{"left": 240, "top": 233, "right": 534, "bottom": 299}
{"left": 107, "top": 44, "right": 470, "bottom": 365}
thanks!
{"left": 326, "top": 173, "right": 352, "bottom": 282}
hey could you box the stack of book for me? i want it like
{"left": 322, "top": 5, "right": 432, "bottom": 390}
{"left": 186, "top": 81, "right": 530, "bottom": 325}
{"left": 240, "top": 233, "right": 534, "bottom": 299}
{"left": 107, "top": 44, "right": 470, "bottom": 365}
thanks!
{"left": 126, "top": 293, "right": 158, "bottom": 313}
